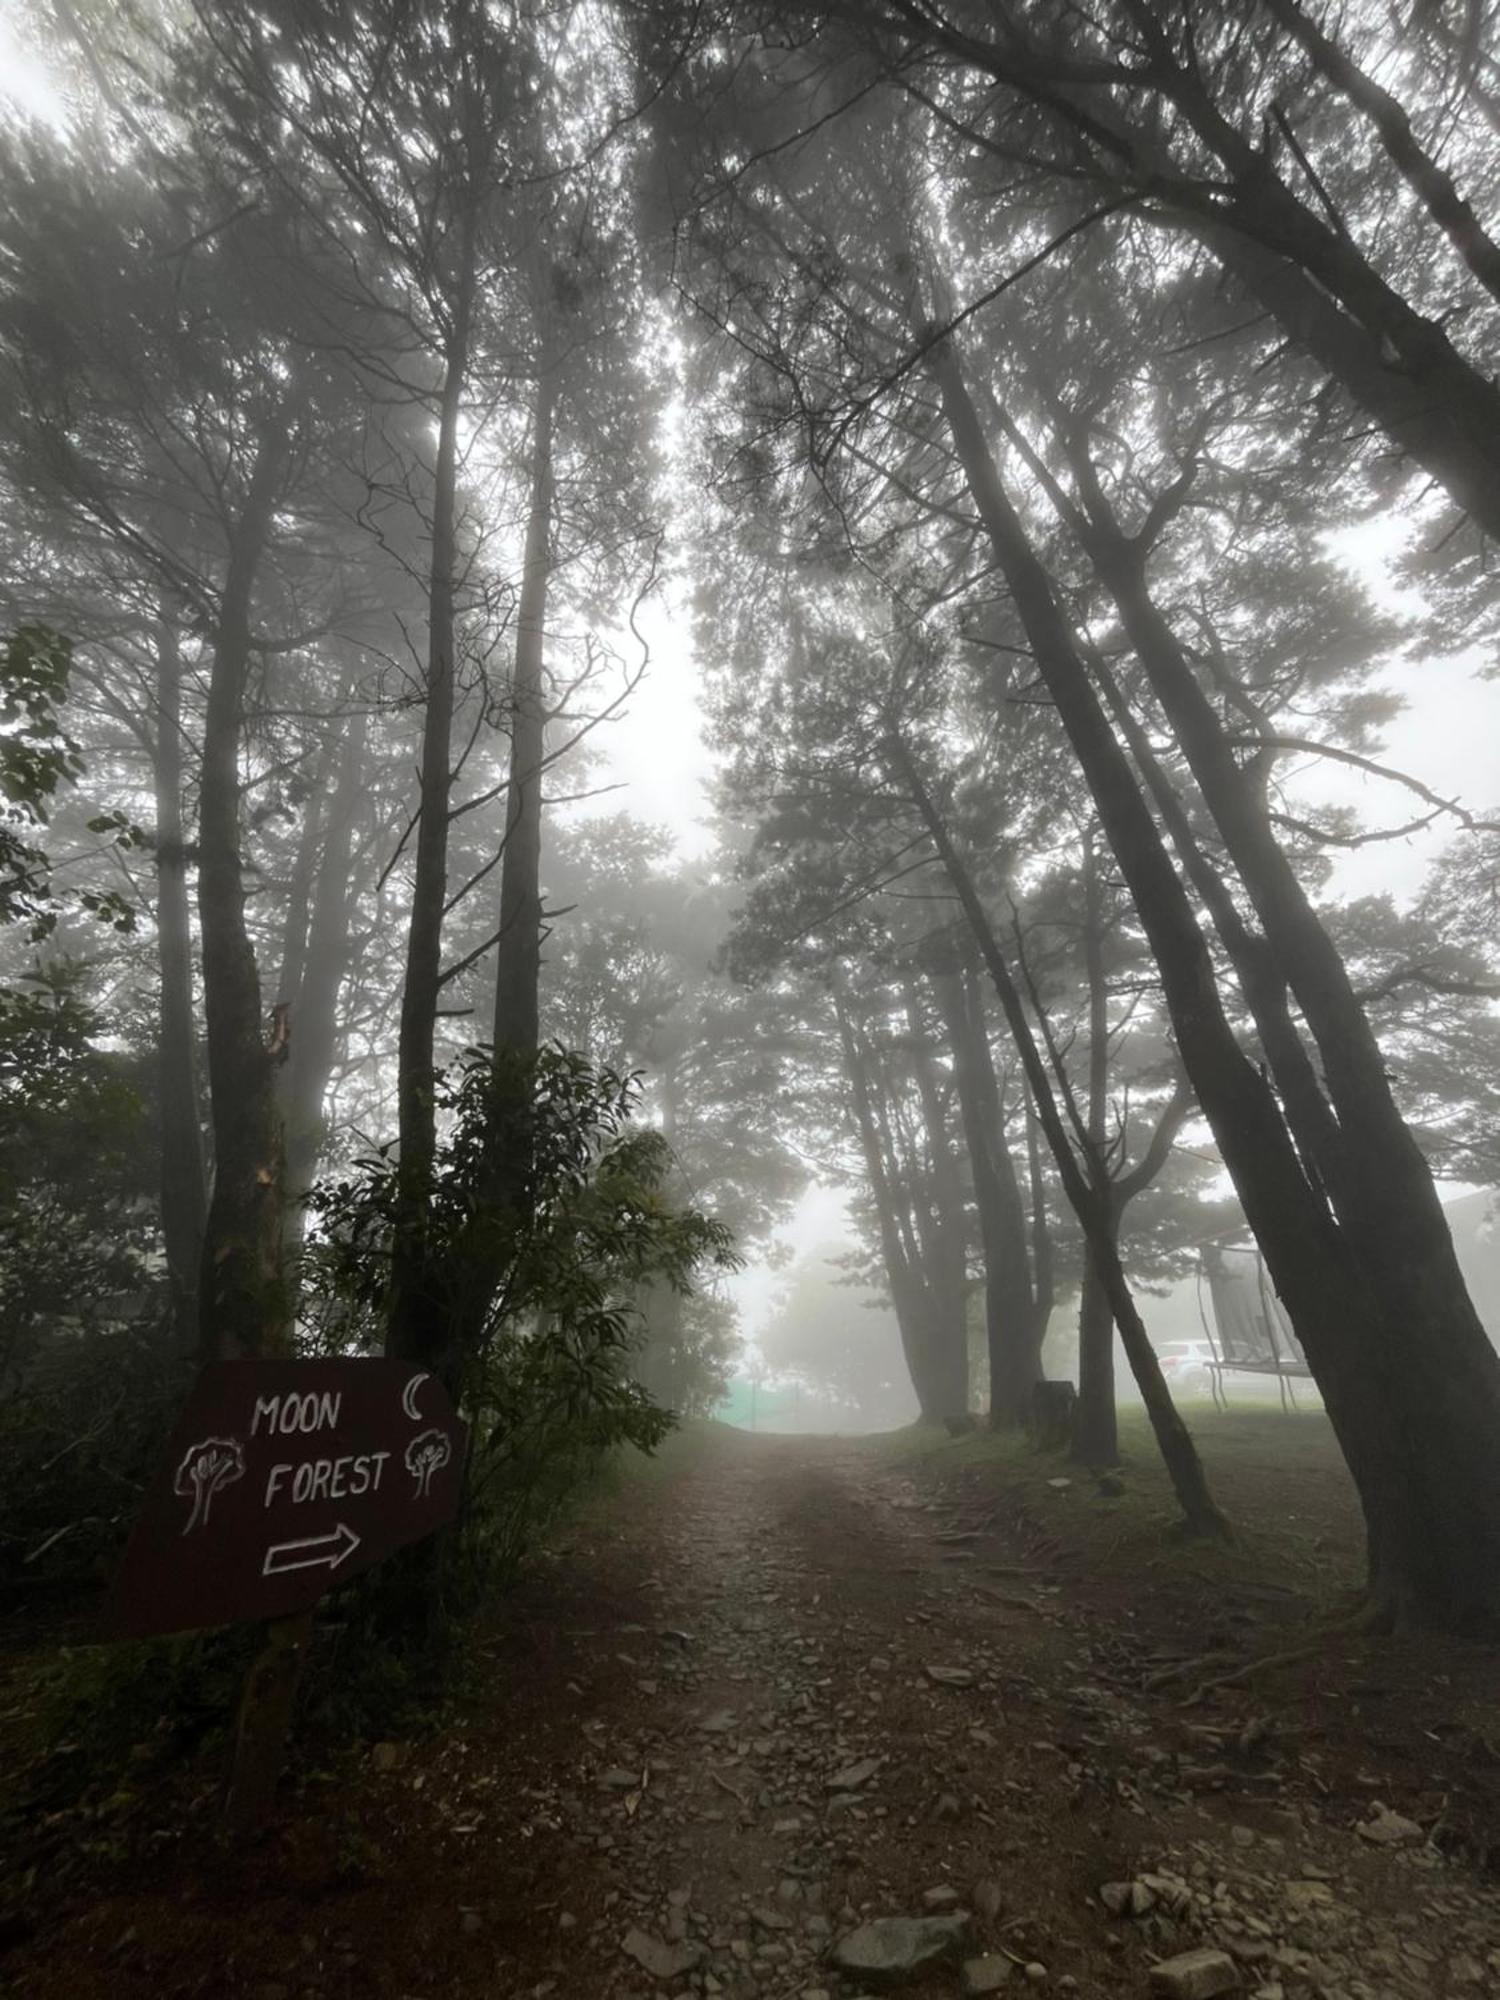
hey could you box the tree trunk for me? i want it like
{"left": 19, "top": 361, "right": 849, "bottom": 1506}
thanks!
{"left": 388, "top": 216, "right": 477, "bottom": 1383}
{"left": 891, "top": 734, "right": 1226, "bottom": 1537}
{"left": 1072, "top": 833, "right": 1117, "bottom": 1465}
{"left": 834, "top": 991, "right": 945, "bottom": 1419}
{"left": 1066, "top": 464, "right": 1500, "bottom": 1626}
{"left": 152, "top": 612, "right": 207, "bottom": 1356}
{"left": 926, "top": 324, "right": 1500, "bottom": 1619}
{"left": 280, "top": 709, "right": 365, "bottom": 1263}
{"left": 925, "top": 945, "right": 1039, "bottom": 1425}
{"left": 196, "top": 415, "right": 294, "bottom": 1364}
{"left": 1072, "top": 1258, "right": 1117, "bottom": 1467}
{"left": 925, "top": 8, "right": 1500, "bottom": 543}
{"left": 903, "top": 982, "right": 972, "bottom": 1422}
{"left": 491, "top": 369, "right": 556, "bottom": 1062}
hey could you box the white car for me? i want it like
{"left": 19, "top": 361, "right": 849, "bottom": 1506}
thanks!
{"left": 1156, "top": 1339, "right": 1216, "bottom": 1397}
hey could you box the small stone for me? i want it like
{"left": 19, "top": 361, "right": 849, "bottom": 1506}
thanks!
{"left": 558, "top": 1913, "right": 576, "bottom": 1930}
{"left": 598, "top": 1767, "right": 639, "bottom": 1790}
{"left": 1023, "top": 1967, "right": 1047, "bottom": 1986}
{"left": 962, "top": 1956, "right": 1012, "bottom": 1995}
{"left": 1284, "top": 1881, "right": 1333, "bottom": 1909}
{"left": 370, "top": 1741, "right": 400, "bottom": 1772}
{"left": 1148, "top": 1948, "right": 1239, "bottom": 1999}
{"left": 459, "top": 1911, "right": 482, "bottom": 1937}
{"left": 973, "top": 1881, "right": 1003, "bottom": 1922}
{"left": 698, "top": 1709, "right": 737, "bottom": 1735}
{"left": 934, "top": 1793, "right": 962, "bottom": 1821}
{"left": 621, "top": 1928, "right": 702, "bottom": 1983}
{"left": 922, "top": 1885, "right": 961, "bottom": 1911}
{"left": 828, "top": 1757, "right": 882, "bottom": 1792}
{"left": 832, "top": 1914, "right": 972, "bottom": 1989}
{"left": 1356, "top": 1804, "right": 1424, "bottom": 1846}
{"left": 752, "top": 1906, "right": 794, "bottom": 1933}
{"left": 925, "top": 1664, "right": 976, "bottom": 1689}
{"left": 1230, "top": 1825, "right": 1255, "bottom": 1847}
{"left": 1046, "top": 1477, "right": 1072, "bottom": 1490}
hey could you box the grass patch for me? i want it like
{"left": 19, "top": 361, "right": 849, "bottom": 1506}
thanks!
{"left": 863, "top": 1402, "right": 1364, "bottom": 1610}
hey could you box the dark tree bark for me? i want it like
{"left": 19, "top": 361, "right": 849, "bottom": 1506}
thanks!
{"left": 890, "top": 734, "right": 1225, "bottom": 1535}
{"left": 1259, "top": 0, "right": 1500, "bottom": 306}
{"left": 491, "top": 369, "right": 556, "bottom": 1063}
{"left": 924, "top": 942, "right": 1041, "bottom": 1426}
{"left": 388, "top": 213, "right": 477, "bottom": 1382}
{"left": 196, "top": 413, "right": 294, "bottom": 1363}
{"left": 834, "top": 989, "right": 947, "bottom": 1420}
{"left": 924, "top": 322, "right": 1500, "bottom": 1622}
{"left": 1045, "top": 430, "right": 1500, "bottom": 1623}
{"left": 902, "top": 981, "right": 972, "bottom": 1421}
{"left": 1072, "top": 832, "right": 1116, "bottom": 1467}
{"left": 873, "top": 1, "right": 1500, "bottom": 542}
{"left": 152, "top": 612, "right": 207, "bottom": 1356}
{"left": 279, "top": 709, "right": 366, "bottom": 1260}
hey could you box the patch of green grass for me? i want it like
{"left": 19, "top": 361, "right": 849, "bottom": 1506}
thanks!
{"left": 861, "top": 1403, "right": 1361, "bottom": 1607}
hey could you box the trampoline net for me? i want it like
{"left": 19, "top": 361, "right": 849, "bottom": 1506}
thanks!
{"left": 1200, "top": 1244, "right": 1308, "bottom": 1371}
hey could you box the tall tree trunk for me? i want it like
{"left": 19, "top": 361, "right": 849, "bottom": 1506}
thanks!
{"left": 1072, "top": 1261, "right": 1117, "bottom": 1467}
{"left": 889, "top": 735, "right": 1225, "bottom": 1536}
{"left": 924, "top": 9, "right": 1500, "bottom": 541}
{"left": 152, "top": 612, "right": 206, "bottom": 1356}
{"left": 196, "top": 415, "right": 293, "bottom": 1364}
{"left": 388, "top": 217, "right": 477, "bottom": 1383}
{"left": 1072, "top": 833, "right": 1117, "bottom": 1466}
{"left": 491, "top": 370, "right": 556, "bottom": 1062}
{"left": 925, "top": 323, "right": 1500, "bottom": 1620}
{"left": 834, "top": 991, "right": 945, "bottom": 1419}
{"left": 903, "top": 983, "right": 972, "bottom": 1421}
{"left": 280, "top": 710, "right": 366, "bottom": 1265}
{"left": 925, "top": 944, "right": 1039, "bottom": 1425}
{"left": 1062, "top": 457, "right": 1500, "bottom": 1626}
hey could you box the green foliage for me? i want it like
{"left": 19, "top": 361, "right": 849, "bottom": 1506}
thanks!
{"left": 0, "top": 627, "right": 142, "bottom": 941}
{"left": 304, "top": 1045, "right": 740, "bottom": 1588}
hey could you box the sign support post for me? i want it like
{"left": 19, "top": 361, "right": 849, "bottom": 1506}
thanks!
{"left": 223, "top": 1608, "right": 316, "bottom": 1839}
{"left": 104, "top": 1359, "right": 467, "bottom": 1832}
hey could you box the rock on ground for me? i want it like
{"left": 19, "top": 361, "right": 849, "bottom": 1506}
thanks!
{"left": 831, "top": 1913, "right": 973, "bottom": 1989}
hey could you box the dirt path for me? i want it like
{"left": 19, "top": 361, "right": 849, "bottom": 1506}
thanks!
{"left": 6, "top": 1423, "right": 1500, "bottom": 1998}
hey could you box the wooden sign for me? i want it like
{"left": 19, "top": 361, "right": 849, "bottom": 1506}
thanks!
{"left": 106, "top": 1359, "right": 467, "bottom": 1640}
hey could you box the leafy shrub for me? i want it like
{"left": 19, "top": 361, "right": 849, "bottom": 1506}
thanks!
{"left": 303, "top": 1045, "right": 739, "bottom": 1597}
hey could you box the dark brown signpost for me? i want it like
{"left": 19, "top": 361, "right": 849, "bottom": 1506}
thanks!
{"left": 107, "top": 1358, "right": 466, "bottom": 1639}
{"left": 106, "top": 1359, "right": 467, "bottom": 1832}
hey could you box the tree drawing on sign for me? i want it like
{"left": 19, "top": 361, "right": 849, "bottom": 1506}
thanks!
{"left": 174, "top": 1436, "right": 246, "bottom": 1534}
{"left": 405, "top": 1427, "right": 452, "bottom": 1500}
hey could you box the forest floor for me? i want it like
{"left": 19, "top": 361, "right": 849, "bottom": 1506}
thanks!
{"left": 4, "top": 1408, "right": 1500, "bottom": 1999}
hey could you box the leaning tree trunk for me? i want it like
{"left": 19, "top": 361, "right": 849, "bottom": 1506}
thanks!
{"left": 387, "top": 216, "right": 477, "bottom": 1385}
{"left": 152, "top": 611, "right": 207, "bottom": 1357}
{"left": 1065, "top": 460, "right": 1500, "bottom": 1627}
{"left": 890, "top": 735, "right": 1226, "bottom": 1538}
{"left": 926, "top": 321, "right": 1500, "bottom": 1621}
{"left": 935, "top": 10, "right": 1500, "bottom": 543}
{"left": 196, "top": 416, "right": 293, "bottom": 1364}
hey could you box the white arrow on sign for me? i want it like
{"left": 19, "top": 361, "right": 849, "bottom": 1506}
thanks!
{"left": 261, "top": 1522, "right": 361, "bottom": 1578}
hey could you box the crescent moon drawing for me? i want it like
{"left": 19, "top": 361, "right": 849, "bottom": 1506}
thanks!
{"left": 401, "top": 1372, "right": 430, "bottom": 1422}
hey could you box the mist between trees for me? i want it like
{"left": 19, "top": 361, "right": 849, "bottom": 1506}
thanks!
{"left": 3, "top": 0, "right": 1500, "bottom": 1659}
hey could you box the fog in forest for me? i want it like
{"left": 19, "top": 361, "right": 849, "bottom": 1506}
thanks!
{"left": 5, "top": 12, "right": 1500, "bottom": 1960}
